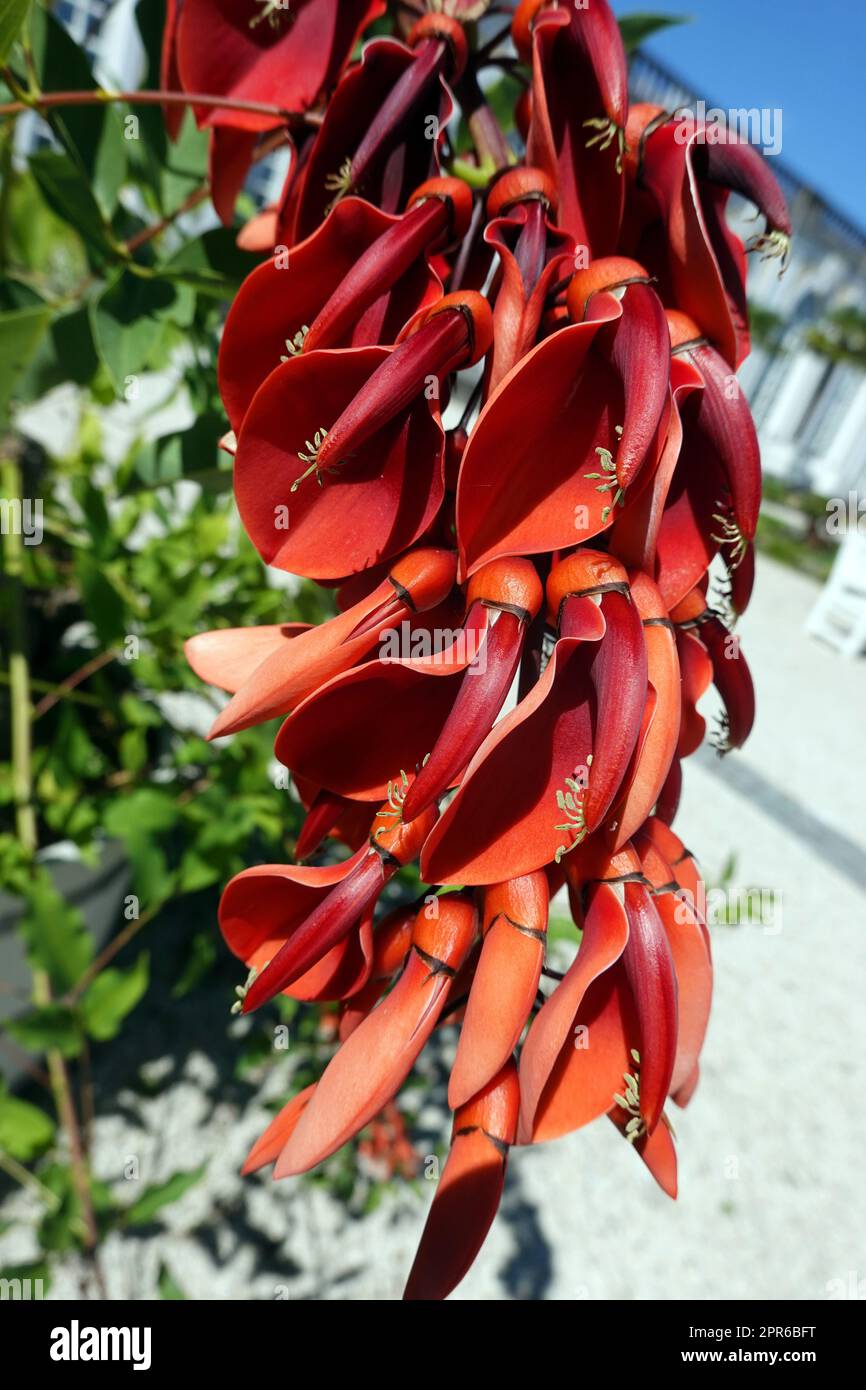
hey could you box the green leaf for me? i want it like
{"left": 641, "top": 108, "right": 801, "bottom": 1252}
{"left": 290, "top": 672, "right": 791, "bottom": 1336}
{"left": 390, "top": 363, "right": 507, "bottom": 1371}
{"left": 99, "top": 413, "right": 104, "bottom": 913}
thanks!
{"left": 103, "top": 788, "right": 180, "bottom": 837}
{"left": 119, "top": 727, "right": 149, "bottom": 775}
{"left": 12, "top": 303, "right": 100, "bottom": 404}
{"left": 73, "top": 552, "right": 127, "bottom": 645}
{"left": 157, "top": 1262, "right": 186, "bottom": 1299}
{"left": 81, "top": 952, "right": 149, "bottom": 1041}
{"left": 103, "top": 791, "right": 178, "bottom": 903}
{"left": 618, "top": 12, "right": 691, "bottom": 53}
{"left": 90, "top": 269, "right": 178, "bottom": 393}
{"left": 0, "top": 1086, "right": 55, "bottom": 1160}
{"left": 29, "top": 149, "right": 113, "bottom": 258}
{"left": 49, "top": 306, "right": 100, "bottom": 385}
{"left": 0, "top": 303, "right": 52, "bottom": 422}
{"left": 158, "top": 114, "right": 210, "bottom": 215}
{"left": 28, "top": 4, "right": 127, "bottom": 216}
{"left": 130, "top": 413, "right": 229, "bottom": 490}
{"left": 161, "top": 227, "right": 258, "bottom": 297}
{"left": 124, "top": 1165, "right": 206, "bottom": 1226}
{"left": 0, "top": 1260, "right": 50, "bottom": 1295}
{"left": 0, "top": 0, "right": 30, "bottom": 63}
{"left": 15, "top": 873, "right": 94, "bottom": 995}
{"left": 172, "top": 930, "right": 216, "bottom": 997}
{"left": 7, "top": 1004, "right": 83, "bottom": 1058}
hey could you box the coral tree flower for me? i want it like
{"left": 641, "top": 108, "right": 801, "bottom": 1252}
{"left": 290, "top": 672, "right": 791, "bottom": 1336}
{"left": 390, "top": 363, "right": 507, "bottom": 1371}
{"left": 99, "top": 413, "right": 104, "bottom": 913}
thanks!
{"left": 273, "top": 556, "right": 542, "bottom": 809}
{"left": 186, "top": 547, "right": 457, "bottom": 736}
{"left": 420, "top": 551, "right": 648, "bottom": 884}
{"left": 518, "top": 842, "right": 684, "bottom": 1191}
{"left": 176, "top": 0, "right": 789, "bottom": 1300}
{"left": 223, "top": 797, "right": 439, "bottom": 1012}
{"left": 234, "top": 291, "right": 492, "bottom": 579}
{"left": 287, "top": 16, "right": 466, "bottom": 241}
{"left": 456, "top": 257, "right": 669, "bottom": 574}
{"left": 273, "top": 893, "right": 478, "bottom": 1175}
{"left": 219, "top": 176, "right": 472, "bottom": 434}
{"left": 516, "top": 0, "right": 629, "bottom": 255}
{"left": 163, "top": 2, "right": 383, "bottom": 221}
{"left": 628, "top": 106, "right": 792, "bottom": 369}
{"left": 482, "top": 165, "right": 575, "bottom": 391}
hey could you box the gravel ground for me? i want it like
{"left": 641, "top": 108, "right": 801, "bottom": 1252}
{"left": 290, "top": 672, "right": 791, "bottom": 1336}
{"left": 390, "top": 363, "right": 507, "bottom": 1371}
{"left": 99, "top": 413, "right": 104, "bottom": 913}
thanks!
{"left": 2, "top": 554, "right": 864, "bottom": 1301}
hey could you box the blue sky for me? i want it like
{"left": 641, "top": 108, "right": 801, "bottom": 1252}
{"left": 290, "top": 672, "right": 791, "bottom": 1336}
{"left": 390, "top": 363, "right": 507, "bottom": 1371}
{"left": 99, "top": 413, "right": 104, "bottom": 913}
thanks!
{"left": 612, "top": 0, "right": 866, "bottom": 228}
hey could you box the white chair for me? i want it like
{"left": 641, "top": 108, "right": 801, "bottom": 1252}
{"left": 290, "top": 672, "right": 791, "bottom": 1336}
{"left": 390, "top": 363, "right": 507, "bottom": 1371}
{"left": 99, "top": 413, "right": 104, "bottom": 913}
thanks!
{"left": 805, "top": 529, "right": 866, "bottom": 657}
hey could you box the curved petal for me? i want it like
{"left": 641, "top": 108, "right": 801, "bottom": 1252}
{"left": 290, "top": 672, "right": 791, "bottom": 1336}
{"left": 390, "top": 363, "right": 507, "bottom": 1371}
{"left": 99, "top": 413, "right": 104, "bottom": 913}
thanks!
{"left": 176, "top": 0, "right": 384, "bottom": 132}
{"left": 235, "top": 346, "right": 444, "bottom": 580}
{"left": 241, "top": 1084, "right": 316, "bottom": 1176}
{"left": 484, "top": 205, "right": 575, "bottom": 390}
{"left": 527, "top": 3, "right": 627, "bottom": 255}
{"left": 610, "top": 352, "right": 705, "bottom": 575}
{"left": 621, "top": 880, "right": 678, "bottom": 1133}
{"left": 208, "top": 126, "right": 257, "bottom": 226}
{"left": 219, "top": 197, "right": 441, "bottom": 432}
{"left": 456, "top": 307, "right": 620, "bottom": 575}
{"left": 283, "top": 904, "right": 375, "bottom": 1003}
{"left": 653, "top": 887, "right": 712, "bottom": 1098}
{"left": 290, "top": 38, "right": 450, "bottom": 240}
{"left": 184, "top": 623, "right": 310, "bottom": 695}
{"left": 274, "top": 622, "right": 488, "bottom": 801}
{"left": 449, "top": 873, "right": 549, "bottom": 1110}
{"left": 403, "top": 1063, "right": 518, "bottom": 1301}
{"left": 699, "top": 613, "right": 756, "bottom": 752}
{"left": 528, "top": 966, "right": 637, "bottom": 1145}
{"left": 518, "top": 878, "right": 629, "bottom": 1143}
{"left": 275, "top": 897, "right": 476, "bottom": 1174}
{"left": 218, "top": 849, "right": 368, "bottom": 967}
{"left": 607, "top": 572, "right": 680, "bottom": 848}
{"left": 608, "top": 1108, "right": 678, "bottom": 1198}
{"left": 675, "top": 627, "right": 713, "bottom": 757}
{"left": 421, "top": 587, "right": 646, "bottom": 885}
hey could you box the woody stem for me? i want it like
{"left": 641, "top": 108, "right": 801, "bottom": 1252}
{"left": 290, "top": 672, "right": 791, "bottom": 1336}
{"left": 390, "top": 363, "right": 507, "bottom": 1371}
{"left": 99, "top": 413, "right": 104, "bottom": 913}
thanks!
{"left": 0, "top": 88, "right": 308, "bottom": 121}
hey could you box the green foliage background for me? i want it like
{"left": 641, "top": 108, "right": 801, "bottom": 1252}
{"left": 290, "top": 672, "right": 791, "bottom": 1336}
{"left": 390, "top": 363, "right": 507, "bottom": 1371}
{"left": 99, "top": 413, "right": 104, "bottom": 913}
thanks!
{"left": 0, "top": 0, "right": 343, "bottom": 1293}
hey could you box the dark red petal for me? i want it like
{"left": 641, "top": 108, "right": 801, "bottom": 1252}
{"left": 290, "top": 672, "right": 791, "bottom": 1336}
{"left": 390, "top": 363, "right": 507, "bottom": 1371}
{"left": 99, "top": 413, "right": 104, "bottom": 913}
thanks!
{"left": 292, "top": 38, "right": 451, "bottom": 239}
{"left": 241, "top": 850, "right": 388, "bottom": 1010}
{"left": 527, "top": 3, "right": 626, "bottom": 255}
{"left": 208, "top": 126, "right": 257, "bottom": 226}
{"left": 699, "top": 613, "right": 756, "bottom": 752}
{"left": 400, "top": 610, "right": 525, "bottom": 823}
{"left": 421, "top": 586, "right": 646, "bottom": 885}
{"left": 219, "top": 850, "right": 368, "bottom": 969}
{"left": 456, "top": 307, "right": 623, "bottom": 575}
{"left": 219, "top": 198, "right": 440, "bottom": 433}
{"left": 691, "top": 342, "right": 761, "bottom": 542}
{"left": 622, "top": 880, "right": 678, "bottom": 1134}
{"left": 274, "top": 652, "right": 468, "bottom": 802}
{"left": 596, "top": 283, "right": 670, "bottom": 490}
{"left": 177, "top": 0, "right": 384, "bottom": 132}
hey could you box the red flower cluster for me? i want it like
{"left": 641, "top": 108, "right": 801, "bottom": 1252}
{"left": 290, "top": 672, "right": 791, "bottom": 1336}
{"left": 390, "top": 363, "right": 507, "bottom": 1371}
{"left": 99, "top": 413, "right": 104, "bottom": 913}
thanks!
{"left": 180, "top": 0, "right": 790, "bottom": 1299}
